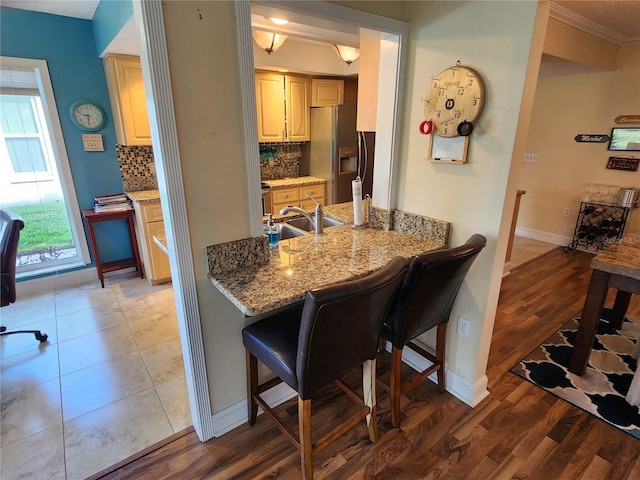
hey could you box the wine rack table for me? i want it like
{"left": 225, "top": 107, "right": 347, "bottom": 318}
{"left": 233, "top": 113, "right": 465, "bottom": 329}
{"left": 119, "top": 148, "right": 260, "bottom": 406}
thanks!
{"left": 564, "top": 201, "right": 631, "bottom": 252}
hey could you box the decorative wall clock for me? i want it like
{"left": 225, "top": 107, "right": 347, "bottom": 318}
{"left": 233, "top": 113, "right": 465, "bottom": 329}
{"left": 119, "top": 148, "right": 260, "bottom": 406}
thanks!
{"left": 424, "top": 64, "right": 485, "bottom": 138}
{"left": 69, "top": 100, "right": 106, "bottom": 132}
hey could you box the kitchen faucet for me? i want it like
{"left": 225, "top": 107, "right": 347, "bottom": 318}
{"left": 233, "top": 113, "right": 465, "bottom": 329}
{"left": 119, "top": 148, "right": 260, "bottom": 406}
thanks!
{"left": 279, "top": 195, "right": 324, "bottom": 234}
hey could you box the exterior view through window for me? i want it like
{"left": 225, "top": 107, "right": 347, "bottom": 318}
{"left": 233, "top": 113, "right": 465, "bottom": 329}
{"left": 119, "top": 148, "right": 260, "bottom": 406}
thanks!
{"left": 0, "top": 58, "right": 89, "bottom": 276}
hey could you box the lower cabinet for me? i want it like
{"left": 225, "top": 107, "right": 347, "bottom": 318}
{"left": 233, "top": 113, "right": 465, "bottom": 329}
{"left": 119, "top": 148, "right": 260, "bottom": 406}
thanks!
{"left": 133, "top": 200, "right": 171, "bottom": 285}
{"left": 271, "top": 182, "right": 325, "bottom": 213}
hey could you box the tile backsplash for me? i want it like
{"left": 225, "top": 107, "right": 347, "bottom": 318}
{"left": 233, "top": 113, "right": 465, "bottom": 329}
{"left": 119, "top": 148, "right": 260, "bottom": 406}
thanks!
{"left": 116, "top": 145, "right": 158, "bottom": 192}
{"left": 259, "top": 144, "right": 302, "bottom": 180}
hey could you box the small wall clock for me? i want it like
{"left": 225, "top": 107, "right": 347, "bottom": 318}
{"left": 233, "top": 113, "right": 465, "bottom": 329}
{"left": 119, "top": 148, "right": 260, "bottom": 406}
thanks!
{"left": 69, "top": 100, "right": 106, "bottom": 132}
{"left": 424, "top": 64, "right": 485, "bottom": 138}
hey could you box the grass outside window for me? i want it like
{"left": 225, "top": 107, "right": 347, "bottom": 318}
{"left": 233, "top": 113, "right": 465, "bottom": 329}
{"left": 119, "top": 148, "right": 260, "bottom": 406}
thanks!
{"left": 9, "top": 202, "right": 75, "bottom": 256}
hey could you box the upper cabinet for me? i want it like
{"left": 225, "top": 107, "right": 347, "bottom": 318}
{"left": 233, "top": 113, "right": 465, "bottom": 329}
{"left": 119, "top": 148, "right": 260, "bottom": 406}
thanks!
{"left": 104, "top": 54, "right": 151, "bottom": 146}
{"left": 255, "top": 72, "right": 310, "bottom": 143}
{"left": 311, "top": 78, "right": 344, "bottom": 107}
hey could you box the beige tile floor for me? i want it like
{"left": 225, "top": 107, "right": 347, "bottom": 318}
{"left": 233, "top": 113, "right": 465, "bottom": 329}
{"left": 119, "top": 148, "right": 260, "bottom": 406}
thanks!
{"left": 0, "top": 271, "right": 191, "bottom": 480}
{"left": 509, "top": 235, "right": 559, "bottom": 269}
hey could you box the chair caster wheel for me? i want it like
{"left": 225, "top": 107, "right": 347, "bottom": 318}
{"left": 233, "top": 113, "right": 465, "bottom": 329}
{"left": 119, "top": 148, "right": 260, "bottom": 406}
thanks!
{"left": 36, "top": 333, "right": 48, "bottom": 343}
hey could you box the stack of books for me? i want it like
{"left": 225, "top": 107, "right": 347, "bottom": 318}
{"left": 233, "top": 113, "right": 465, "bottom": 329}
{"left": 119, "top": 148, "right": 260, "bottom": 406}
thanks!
{"left": 94, "top": 193, "right": 132, "bottom": 213}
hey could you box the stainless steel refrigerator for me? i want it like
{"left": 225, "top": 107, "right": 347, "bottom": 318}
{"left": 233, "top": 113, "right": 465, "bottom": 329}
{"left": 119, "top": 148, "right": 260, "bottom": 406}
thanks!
{"left": 309, "top": 105, "right": 374, "bottom": 205}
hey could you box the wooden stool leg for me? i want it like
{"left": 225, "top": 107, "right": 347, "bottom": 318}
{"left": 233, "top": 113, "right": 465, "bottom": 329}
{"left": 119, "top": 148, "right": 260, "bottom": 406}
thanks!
{"left": 363, "top": 358, "right": 378, "bottom": 442}
{"left": 298, "top": 397, "right": 313, "bottom": 479}
{"left": 436, "top": 323, "right": 447, "bottom": 393}
{"left": 389, "top": 345, "right": 403, "bottom": 428}
{"left": 246, "top": 350, "right": 258, "bottom": 425}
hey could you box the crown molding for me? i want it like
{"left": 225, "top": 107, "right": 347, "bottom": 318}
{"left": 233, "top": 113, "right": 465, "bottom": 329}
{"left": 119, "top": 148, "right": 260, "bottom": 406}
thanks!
{"left": 550, "top": 3, "right": 640, "bottom": 46}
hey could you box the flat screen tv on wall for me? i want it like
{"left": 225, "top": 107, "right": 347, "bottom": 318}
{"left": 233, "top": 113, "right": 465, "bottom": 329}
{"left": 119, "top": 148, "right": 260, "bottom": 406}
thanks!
{"left": 608, "top": 127, "right": 640, "bottom": 152}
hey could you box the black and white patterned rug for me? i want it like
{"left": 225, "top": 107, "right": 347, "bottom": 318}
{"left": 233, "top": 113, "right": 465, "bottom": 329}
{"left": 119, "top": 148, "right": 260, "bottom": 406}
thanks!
{"left": 511, "top": 311, "right": 640, "bottom": 440}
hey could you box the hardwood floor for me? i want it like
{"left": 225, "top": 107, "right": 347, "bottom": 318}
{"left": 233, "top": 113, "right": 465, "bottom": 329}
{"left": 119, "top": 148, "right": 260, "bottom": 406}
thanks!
{"left": 98, "top": 249, "right": 640, "bottom": 479}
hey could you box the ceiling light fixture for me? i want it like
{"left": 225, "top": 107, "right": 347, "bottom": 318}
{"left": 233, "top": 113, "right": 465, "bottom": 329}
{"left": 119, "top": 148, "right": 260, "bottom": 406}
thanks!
{"left": 252, "top": 30, "right": 288, "bottom": 55}
{"left": 266, "top": 17, "right": 289, "bottom": 25}
{"left": 334, "top": 45, "right": 360, "bottom": 65}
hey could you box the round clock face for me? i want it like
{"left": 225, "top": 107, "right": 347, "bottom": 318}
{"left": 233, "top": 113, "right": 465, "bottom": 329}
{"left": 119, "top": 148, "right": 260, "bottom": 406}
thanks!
{"left": 424, "top": 66, "right": 485, "bottom": 138}
{"left": 69, "top": 100, "right": 106, "bottom": 132}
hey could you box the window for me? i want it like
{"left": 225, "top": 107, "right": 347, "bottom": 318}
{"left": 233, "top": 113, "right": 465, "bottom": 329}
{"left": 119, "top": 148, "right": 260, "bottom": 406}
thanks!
{"left": 1, "top": 95, "right": 54, "bottom": 182}
{"left": 0, "top": 57, "right": 90, "bottom": 275}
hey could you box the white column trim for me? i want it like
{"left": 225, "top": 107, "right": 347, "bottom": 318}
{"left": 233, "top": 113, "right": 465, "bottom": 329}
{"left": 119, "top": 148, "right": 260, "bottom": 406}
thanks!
{"left": 132, "top": 0, "right": 214, "bottom": 441}
{"left": 235, "top": 0, "right": 263, "bottom": 238}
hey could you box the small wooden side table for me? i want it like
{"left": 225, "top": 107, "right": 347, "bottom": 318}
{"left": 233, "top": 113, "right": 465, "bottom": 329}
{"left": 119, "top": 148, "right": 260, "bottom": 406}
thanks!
{"left": 82, "top": 209, "right": 144, "bottom": 287}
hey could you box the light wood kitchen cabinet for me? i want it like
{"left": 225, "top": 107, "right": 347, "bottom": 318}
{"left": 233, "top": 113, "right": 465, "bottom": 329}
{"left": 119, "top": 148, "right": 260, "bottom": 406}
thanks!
{"left": 343, "top": 78, "right": 358, "bottom": 106}
{"left": 311, "top": 78, "right": 344, "bottom": 106}
{"left": 104, "top": 54, "right": 151, "bottom": 146}
{"left": 255, "top": 72, "right": 310, "bottom": 142}
{"left": 271, "top": 183, "right": 325, "bottom": 213}
{"left": 132, "top": 200, "right": 171, "bottom": 285}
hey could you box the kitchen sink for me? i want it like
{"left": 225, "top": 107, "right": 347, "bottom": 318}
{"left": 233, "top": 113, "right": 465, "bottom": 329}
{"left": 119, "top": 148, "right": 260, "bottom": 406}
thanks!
{"left": 286, "top": 216, "right": 343, "bottom": 232}
{"left": 276, "top": 223, "right": 306, "bottom": 240}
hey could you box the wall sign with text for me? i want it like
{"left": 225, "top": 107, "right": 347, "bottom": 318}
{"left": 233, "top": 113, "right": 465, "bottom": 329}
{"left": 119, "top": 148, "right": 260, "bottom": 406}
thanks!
{"left": 607, "top": 156, "right": 639, "bottom": 172}
{"left": 615, "top": 115, "right": 640, "bottom": 124}
{"left": 574, "top": 134, "right": 610, "bottom": 143}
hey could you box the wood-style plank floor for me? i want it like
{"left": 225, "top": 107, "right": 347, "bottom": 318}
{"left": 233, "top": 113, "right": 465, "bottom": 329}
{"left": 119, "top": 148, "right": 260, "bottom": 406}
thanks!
{"left": 97, "top": 248, "right": 640, "bottom": 479}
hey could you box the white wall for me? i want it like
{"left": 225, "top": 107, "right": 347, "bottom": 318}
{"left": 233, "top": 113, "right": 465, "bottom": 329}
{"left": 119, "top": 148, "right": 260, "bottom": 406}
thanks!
{"left": 395, "top": 0, "right": 541, "bottom": 386}
{"left": 253, "top": 37, "right": 356, "bottom": 76}
{"left": 518, "top": 42, "right": 640, "bottom": 240}
{"left": 161, "top": 1, "right": 253, "bottom": 413}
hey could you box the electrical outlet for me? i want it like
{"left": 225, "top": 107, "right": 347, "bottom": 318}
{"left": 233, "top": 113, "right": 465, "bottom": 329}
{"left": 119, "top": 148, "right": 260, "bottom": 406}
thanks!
{"left": 457, "top": 317, "right": 470, "bottom": 339}
{"left": 563, "top": 208, "right": 571, "bottom": 217}
{"left": 524, "top": 153, "right": 537, "bottom": 163}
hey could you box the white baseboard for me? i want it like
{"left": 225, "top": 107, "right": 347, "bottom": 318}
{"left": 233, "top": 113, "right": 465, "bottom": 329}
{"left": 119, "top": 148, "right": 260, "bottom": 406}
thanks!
{"left": 397, "top": 342, "right": 489, "bottom": 407}
{"left": 211, "top": 382, "right": 296, "bottom": 437}
{"left": 209, "top": 345, "right": 490, "bottom": 437}
{"left": 15, "top": 266, "right": 139, "bottom": 297}
{"left": 16, "top": 267, "right": 97, "bottom": 296}
{"left": 514, "top": 226, "right": 571, "bottom": 247}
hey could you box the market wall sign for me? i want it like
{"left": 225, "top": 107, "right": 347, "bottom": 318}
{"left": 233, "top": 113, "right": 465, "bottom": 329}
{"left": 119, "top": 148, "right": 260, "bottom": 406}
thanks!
{"left": 615, "top": 115, "right": 640, "bottom": 124}
{"left": 574, "top": 134, "right": 610, "bottom": 143}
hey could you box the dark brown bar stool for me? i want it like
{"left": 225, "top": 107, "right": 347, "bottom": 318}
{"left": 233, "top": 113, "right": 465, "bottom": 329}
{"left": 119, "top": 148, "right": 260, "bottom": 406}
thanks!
{"left": 242, "top": 256, "right": 409, "bottom": 479}
{"left": 380, "top": 234, "right": 486, "bottom": 427}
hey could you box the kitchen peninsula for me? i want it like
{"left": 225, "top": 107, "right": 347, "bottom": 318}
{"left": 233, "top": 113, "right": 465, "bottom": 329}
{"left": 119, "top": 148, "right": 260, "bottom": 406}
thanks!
{"left": 208, "top": 204, "right": 450, "bottom": 316}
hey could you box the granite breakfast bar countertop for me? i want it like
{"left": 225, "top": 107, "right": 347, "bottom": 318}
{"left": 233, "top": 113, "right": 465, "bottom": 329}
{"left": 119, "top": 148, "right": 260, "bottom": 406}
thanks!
{"left": 208, "top": 222, "right": 445, "bottom": 317}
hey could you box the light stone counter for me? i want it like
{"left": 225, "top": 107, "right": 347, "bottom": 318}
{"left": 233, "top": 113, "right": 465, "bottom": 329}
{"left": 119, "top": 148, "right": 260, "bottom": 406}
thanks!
{"left": 208, "top": 225, "right": 444, "bottom": 317}
{"left": 591, "top": 235, "right": 640, "bottom": 281}
{"left": 126, "top": 190, "right": 161, "bottom": 203}
{"left": 263, "top": 176, "right": 326, "bottom": 189}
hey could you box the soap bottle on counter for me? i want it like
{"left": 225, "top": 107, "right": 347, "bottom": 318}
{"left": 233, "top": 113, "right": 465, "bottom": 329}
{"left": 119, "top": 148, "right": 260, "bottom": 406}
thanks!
{"left": 265, "top": 214, "right": 279, "bottom": 248}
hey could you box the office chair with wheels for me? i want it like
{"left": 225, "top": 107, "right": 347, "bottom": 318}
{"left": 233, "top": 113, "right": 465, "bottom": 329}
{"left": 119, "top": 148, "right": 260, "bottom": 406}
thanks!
{"left": 380, "top": 234, "right": 486, "bottom": 427}
{"left": 242, "top": 256, "right": 409, "bottom": 479}
{"left": 1, "top": 209, "right": 48, "bottom": 343}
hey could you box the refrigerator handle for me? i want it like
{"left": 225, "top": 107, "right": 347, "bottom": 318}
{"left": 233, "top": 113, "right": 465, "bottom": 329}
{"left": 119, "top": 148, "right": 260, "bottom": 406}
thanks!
{"left": 357, "top": 131, "right": 362, "bottom": 179}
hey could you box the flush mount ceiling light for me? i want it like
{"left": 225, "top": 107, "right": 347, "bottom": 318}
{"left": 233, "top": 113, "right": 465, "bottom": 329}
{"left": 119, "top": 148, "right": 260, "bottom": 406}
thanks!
{"left": 266, "top": 17, "right": 288, "bottom": 25}
{"left": 252, "top": 30, "right": 288, "bottom": 54}
{"left": 334, "top": 45, "right": 360, "bottom": 65}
